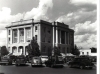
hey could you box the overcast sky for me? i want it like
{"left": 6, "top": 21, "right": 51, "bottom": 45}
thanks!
{"left": 0, "top": 0, "right": 97, "bottom": 48}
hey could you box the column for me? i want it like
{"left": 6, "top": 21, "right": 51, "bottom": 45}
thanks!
{"left": 65, "top": 32, "right": 66, "bottom": 44}
{"left": 17, "top": 47, "right": 18, "bottom": 53}
{"left": 11, "top": 29, "right": 12, "bottom": 44}
{"left": 24, "top": 28, "right": 26, "bottom": 43}
{"left": 53, "top": 26, "right": 55, "bottom": 48}
{"left": 56, "top": 27, "right": 58, "bottom": 46}
{"left": 60, "top": 30, "right": 61, "bottom": 44}
{"left": 31, "top": 26, "right": 33, "bottom": 39}
{"left": 17, "top": 29, "right": 19, "bottom": 43}
{"left": 23, "top": 46, "right": 25, "bottom": 55}
{"left": 6, "top": 29, "right": 8, "bottom": 48}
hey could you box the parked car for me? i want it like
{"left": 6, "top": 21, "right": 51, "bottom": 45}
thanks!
{"left": 68, "top": 57, "right": 94, "bottom": 69}
{"left": 40, "top": 56, "right": 48, "bottom": 64}
{"left": 0, "top": 55, "right": 12, "bottom": 65}
{"left": 45, "top": 56, "right": 64, "bottom": 68}
{"left": 15, "top": 55, "right": 27, "bottom": 66}
{"left": 31, "top": 56, "right": 43, "bottom": 67}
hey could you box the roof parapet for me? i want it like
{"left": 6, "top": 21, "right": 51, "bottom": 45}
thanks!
{"left": 12, "top": 19, "right": 34, "bottom": 26}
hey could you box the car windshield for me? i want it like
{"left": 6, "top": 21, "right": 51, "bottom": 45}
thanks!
{"left": 82, "top": 58, "right": 90, "bottom": 62}
{"left": 58, "top": 57, "right": 63, "bottom": 61}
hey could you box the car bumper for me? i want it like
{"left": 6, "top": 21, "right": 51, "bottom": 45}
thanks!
{"left": 85, "top": 66, "right": 93, "bottom": 68}
{"left": 31, "top": 63, "right": 42, "bottom": 66}
{"left": 53, "top": 64, "right": 64, "bottom": 66}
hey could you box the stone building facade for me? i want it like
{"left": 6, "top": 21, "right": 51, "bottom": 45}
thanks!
{"left": 6, "top": 19, "right": 74, "bottom": 55}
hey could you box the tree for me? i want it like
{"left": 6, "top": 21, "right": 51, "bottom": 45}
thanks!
{"left": 0, "top": 46, "right": 9, "bottom": 56}
{"left": 27, "top": 37, "right": 40, "bottom": 57}
{"left": 47, "top": 46, "right": 52, "bottom": 57}
{"left": 54, "top": 46, "right": 61, "bottom": 56}
{"left": 90, "top": 47, "right": 97, "bottom": 53}
{"left": 71, "top": 45, "right": 80, "bottom": 56}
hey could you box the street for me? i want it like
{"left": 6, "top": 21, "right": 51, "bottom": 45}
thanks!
{"left": 0, "top": 64, "right": 96, "bottom": 74}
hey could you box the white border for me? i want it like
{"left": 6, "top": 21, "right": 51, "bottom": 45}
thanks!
{"left": 97, "top": 0, "right": 99, "bottom": 74}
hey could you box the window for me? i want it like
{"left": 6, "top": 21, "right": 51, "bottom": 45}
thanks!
{"left": 18, "top": 46, "right": 23, "bottom": 53}
{"left": 12, "top": 47, "right": 17, "bottom": 53}
{"left": 8, "top": 37, "right": 10, "bottom": 44}
{"left": 26, "top": 27, "right": 31, "bottom": 42}
{"left": 35, "top": 26, "right": 37, "bottom": 32}
{"left": 48, "top": 37, "right": 51, "bottom": 43}
{"left": 82, "top": 52, "right": 84, "bottom": 55}
{"left": 9, "top": 30, "right": 10, "bottom": 35}
{"left": 87, "top": 52, "right": 89, "bottom": 55}
{"left": 48, "top": 29, "right": 51, "bottom": 34}
{"left": 19, "top": 28, "right": 24, "bottom": 42}
{"left": 35, "top": 35, "right": 37, "bottom": 41}
{"left": 13, "top": 29, "right": 17, "bottom": 43}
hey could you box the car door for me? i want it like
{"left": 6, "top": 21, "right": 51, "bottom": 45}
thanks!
{"left": 73, "top": 58, "right": 80, "bottom": 67}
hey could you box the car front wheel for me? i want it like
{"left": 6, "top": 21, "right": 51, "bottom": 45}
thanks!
{"left": 68, "top": 64, "right": 73, "bottom": 68}
{"left": 80, "top": 65, "right": 84, "bottom": 69}
{"left": 89, "top": 67, "right": 93, "bottom": 69}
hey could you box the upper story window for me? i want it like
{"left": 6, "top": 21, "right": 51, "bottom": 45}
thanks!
{"left": 48, "top": 27, "right": 51, "bottom": 34}
{"left": 8, "top": 30, "right": 10, "bottom": 35}
{"left": 19, "top": 28, "right": 24, "bottom": 36}
{"left": 13, "top": 29, "right": 17, "bottom": 43}
{"left": 87, "top": 52, "right": 89, "bottom": 55}
{"left": 48, "top": 30, "right": 51, "bottom": 34}
{"left": 8, "top": 37, "right": 10, "bottom": 44}
{"left": 48, "top": 37, "right": 51, "bottom": 43}
{"left": 82, "top": 52, "right": 84, "bottom": 55}
{"left": 19, "top": 28, "right": 24, "bottom": 42}
{"left": 35, "top": 26, "right": 37, "bottom": 32}
{"left": 26, "top": 27, "right": 31, "bottom": 42}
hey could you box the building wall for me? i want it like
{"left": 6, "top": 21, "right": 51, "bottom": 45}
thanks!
{"left": 40, "top": 21, "right": 53, "bottom": 55}
{"left": 7, "top": 24, "right": 33, "bottom": 55}
{"left": 79, "top": 49, "right": 97, "bottom": 56}
{"left": 6, "top": 20, "right": 74, "bottom": 56}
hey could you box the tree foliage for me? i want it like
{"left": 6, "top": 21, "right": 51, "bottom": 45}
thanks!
{"left": 0, "top": 46, "right": 9, "bottom": 56}
{"left": 27, "top": 37, "right": 40, "bottom": 57}
{"left": 90, "top": 47, "right": 97, "bottom": 53}
{"left": 54, "top": 46, "right": 61, "bottom": 56}
{"left": 71, "top": 45, "right": 80, "bottom": 56}
{"left": 47, "top": 46, "right": 52, "bottom": 57}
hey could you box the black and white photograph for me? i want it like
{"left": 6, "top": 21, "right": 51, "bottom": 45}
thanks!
{"left": 0, "top": 0, "right": 97, "bottom": 74}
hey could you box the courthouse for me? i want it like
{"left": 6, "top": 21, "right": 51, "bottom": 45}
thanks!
{"left": 6, "top": 19, "right": 74, "bottom": 55}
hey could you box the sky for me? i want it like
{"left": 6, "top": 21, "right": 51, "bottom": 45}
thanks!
{"left": 0, "top": 0, "right": 97, "bottom": 49}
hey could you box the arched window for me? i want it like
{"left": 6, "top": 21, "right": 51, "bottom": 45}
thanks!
{"left": 18, "top": 46, "right": 23, "bottom": 54}
{"left": 12, "top": 46, "right": 17, "bottom": 53}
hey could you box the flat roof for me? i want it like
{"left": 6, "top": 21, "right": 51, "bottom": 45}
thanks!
{"left": 5, "top": 19, "right": 74, "bottom": 32}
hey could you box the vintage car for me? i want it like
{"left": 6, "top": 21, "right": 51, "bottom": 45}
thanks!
{"left": 45, "top": 56, "right": 64, "bottom": 68}
{"left": 40, "top": 56, "right": 48, "bottom": 64}
{"left": 15, "top": 55, "right": 27, "bottom": 66}
{"left": 68, "top": 57, "right": 94, "bottom": 69}
{"left": 0, "top": 55, "right": 12, "bottom": 65}
{"left": 31, "top": 57, "right": 43, "bottom": 67}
